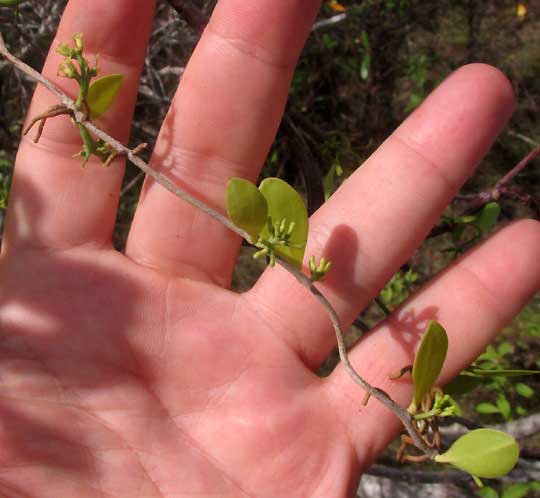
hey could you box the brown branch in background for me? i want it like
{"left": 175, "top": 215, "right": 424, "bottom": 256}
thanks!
{"left": 428, "top": 144, "right": 540, "bottom": 239}
{"left": 121, "top": 170, "right": 145, "bottom": 197}
{"left": 165, "top": 0, "right": 208, "bottom": 32}
{"left": 508, "top": 130, "right": 540, "bottom": 148}
{"left": 0, "top": 31, "right": 437, "bottom": 460}
{"left": 458, "top": 146, "right": 540, "bottom": 213}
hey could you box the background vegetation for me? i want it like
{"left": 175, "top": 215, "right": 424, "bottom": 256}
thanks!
{"left": 0, "top": 1, "right": 539, "bottom": 496}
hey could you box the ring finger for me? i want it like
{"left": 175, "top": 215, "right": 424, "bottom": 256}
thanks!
{"left": 247, "top": 64, "right": 515, "bottom": 368}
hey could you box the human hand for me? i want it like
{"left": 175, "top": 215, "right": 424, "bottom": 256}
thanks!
{"left": 1, "top": 1, "right": 539, "bottom": 497}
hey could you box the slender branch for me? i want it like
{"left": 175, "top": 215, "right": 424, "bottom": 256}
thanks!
{"left": 121, "top": 171, "right": 145, "bottom": 197}
{"left": 0, "top": 33, "right": 74, "bottom": 109}
{"left": 278, "top": 258, "right": 436, "bottom": 457}
{"left": 0, "top": 32, "right": 247, "bottom": 240}
{"left": 508, "top": 130, "right": 540, "bottom": 147}
{"left": 0, "top": 31, "right": 436, "bottom": 459}
{"left": 456, "top": 146, "right": 540, "bottom": 212}
{"left": 494, "top": 146, "right": 540, "bottom": 191}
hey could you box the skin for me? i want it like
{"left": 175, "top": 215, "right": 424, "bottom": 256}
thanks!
{"left": 0, "top": 1, "right": 539, "bottom": 497}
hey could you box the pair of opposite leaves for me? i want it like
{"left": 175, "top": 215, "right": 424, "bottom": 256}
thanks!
{"left": 84, "top": 70, "right": 307, "bottom": 269}
{"left": 226, "top": 177, "right": 308, "bottom": 268}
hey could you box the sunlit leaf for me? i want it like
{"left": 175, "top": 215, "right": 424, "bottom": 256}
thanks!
{"left": 226, "top": 178, "right": 268, "bottom": 243}
{"left": 476, "top": 402, "right": 500, "bottom": 415}
{"left": 259, "top": 178, "right": 308, "bottom": 269}
{"left": 453, "top": 214, "right": 477, "bottom": 224}
{"left": 323, "top": 160, "right": 343, "bottom": 201}
{"left": 411, "top": 320, "right": 448, "bottom": 410}
{"left": 0, "top": 0, "right": 21, "bottom": 5}
{"left": 515, "top": 383, "right": 534, "bottom": 399}
{"left": 476, "top": 486, "right": 499, "bottom": 498}
{"left": 87, "top": 74, "right": 123, "bottom": 119}
{"left": 359, "top": 30, "right": 371, "bottom": 80}
{"left": 502, "top": 482, "right": 534, "bottom": 498}
{"left": 360, "top": 53, "right": 371, "bottom": 81}
{"left": 497, "top": 341, "right": 514, "bottom": 357}
{"left": 497, "top": 395, "right": 512, "bottom": 419}
{"left": 434, "top": 429, "right": 519, "bottom": 479}
{"left": 515, "top": 406, "right": 528, "bottom": 417}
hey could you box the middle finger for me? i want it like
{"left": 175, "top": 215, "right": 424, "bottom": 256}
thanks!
{"left": 126, "top": 0, "right": 321, "bottom": 285}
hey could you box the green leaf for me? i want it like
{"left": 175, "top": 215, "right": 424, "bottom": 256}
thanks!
{"left": 226, "top": 178, "right": 268, "bottom": 243}
{"left": 445, "top": 374, "right": 483, "bottom": 395}
{"left": 497, "top": 395, "right": 512, "bottom": 420}
{"left": 407, "top": 90, "right": 424, "bottom": 111}
{"left": 359, "top": 30, "right": 370, "bottom": 80}
{"left": 360, "top": 53, "right": 371, "bottom": 81}
{"left": 411, "top": 320, "right": 448, "bottom": 410}
{"left": 497, "top": 341, "right": 514, "bottom": 357}
{"left": 0, "top": 0, "right": 21, "bottom": 5}
{"left": 87, "top": 74, "right": 123, "bottom": 119}
{"left": 468, "top": 368, "right": 540, "bottom": 378}
{"left": 323, "top": 161, "right": 343, "bottom": 201}
{"left": 477, "top": 487, "right": 499, "bottom": 498}
{"left": 515, "top": 406, "right": 528, "bottom": 417}
{"left": 476, "top": 402, "right": 500, "bottom": 415}
{"left": 473, "top": 475, "right": 485, "bottom": 488}
{"left": 501, "top": 483, "right": 534, "bottom": 498}
{"left": 515, "top": 383, "right": 534, "bottom": 398}
{"left": 361, "top": 30, "right": 370, "bottom": 49}
{"left": 434, "top": 429, "right": 519, "bottom": 479}
{"left": 259, "top": 178, "right": 308, "bottom": 269}
{"left": 474, "top": 202, "right": 501, "bottom": 234}
{"left": 453, "top": 214, "right": 478, "bottom": 225}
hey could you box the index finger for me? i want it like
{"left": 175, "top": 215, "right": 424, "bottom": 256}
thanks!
{"left": 4, "top": 0, "right": 155, "bottom": 253}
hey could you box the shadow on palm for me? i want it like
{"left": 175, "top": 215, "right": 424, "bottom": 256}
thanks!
{"left": 0, "top": 176, "right": 356, "bottom": 496}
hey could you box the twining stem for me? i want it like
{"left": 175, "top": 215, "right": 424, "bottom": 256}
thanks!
{"left": 0, "top": 32, "right": 435, "bottom": 458}
{"left": 0, "top": 33, "right": 246, "bottom": 239}
{"left": 279, "top": 258, "right": 436, "bottom": 457}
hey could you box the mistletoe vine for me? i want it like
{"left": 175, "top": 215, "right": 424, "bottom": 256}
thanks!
{"left": 1, "top": 31, "right": 533, "bottom": 487}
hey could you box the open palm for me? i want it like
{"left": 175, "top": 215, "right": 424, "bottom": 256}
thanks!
{"left": 1, "top": 1, "right": 539, "bottom": 497}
